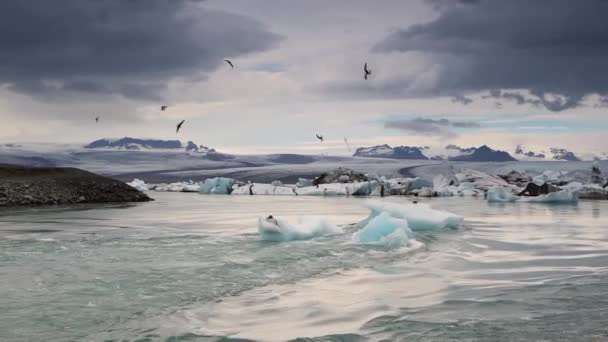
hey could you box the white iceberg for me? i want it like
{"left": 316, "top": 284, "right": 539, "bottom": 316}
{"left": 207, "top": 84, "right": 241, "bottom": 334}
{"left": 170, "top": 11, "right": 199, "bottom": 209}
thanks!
{"left": 232, "top": 183, "right": 296, "bottom": 195}
{"left": 296, "top": 178, "right": 313, "bottom": 188}
{"left": 520, "top": 190, "right": 578, "bottom": 204}
{"left": 365, "top": 200, "right": 463, "bottom": 231}
{"left": 430, "top": 169, "right": 515, "bottom": 197}
{"left": 199, "top": 177, "right": 235, "bottom": 194}
{"left": 258, "top": 216, "right": 343, "bottom": 242}
{"left": 353, "top": 212, "right": 416, "bottom": 248}
{"left": 153, "top": 181, "right": 200, "bottom": 192}
{"left": 126, "top": 178, "right": 148, "bottom": 192}
{"left": 532, "top": 170, "right": 571, "bottom": 185}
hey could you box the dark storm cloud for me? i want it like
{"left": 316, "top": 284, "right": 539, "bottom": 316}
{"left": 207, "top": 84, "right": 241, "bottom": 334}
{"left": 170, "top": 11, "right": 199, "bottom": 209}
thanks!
{"left": 385, "top": 117, "right": 480, "bottom": 137}
{"left": 0, "top": 0, "right": 281, "bottom": 100}
{"left": 374, "top": 0, "right": 608, "bottom": 111}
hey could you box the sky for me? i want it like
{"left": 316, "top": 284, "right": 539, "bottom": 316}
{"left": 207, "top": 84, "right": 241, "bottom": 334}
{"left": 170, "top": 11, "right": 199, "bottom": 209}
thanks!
{"left": 1, "top": 0, "right": 608, "bottom": 157}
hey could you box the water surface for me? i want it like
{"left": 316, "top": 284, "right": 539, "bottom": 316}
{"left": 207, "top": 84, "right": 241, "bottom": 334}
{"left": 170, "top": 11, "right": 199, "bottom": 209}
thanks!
{"left": 1, "top": 193, "right": 608, "bottom": 341}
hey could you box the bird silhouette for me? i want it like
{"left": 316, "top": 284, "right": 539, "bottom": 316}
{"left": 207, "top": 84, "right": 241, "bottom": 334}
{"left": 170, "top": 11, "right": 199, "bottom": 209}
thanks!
{"left": 344, "top": 137, "right": 351, "bottom": 152}
{"left": 316, "top": 134, "right": 324, "bottom": 142}
{"left": 224, "top": 59, "right": 234, "bottom": 69}
{"left": 161, "top": 105, "right": 168, "bottom": 111}
{"left": 95, "top": 116, "right": 99, "bottom": 123}
{"left": 364, "top": 62, "right": 372, "bottom": 80}
{"left": 176, "top": 120, "right": 185, "bottom": 133}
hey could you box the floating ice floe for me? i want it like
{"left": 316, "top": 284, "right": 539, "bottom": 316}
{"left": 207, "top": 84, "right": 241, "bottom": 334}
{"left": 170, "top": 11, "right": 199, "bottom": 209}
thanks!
{"left": 199, "top": 177, "right": 235, "bottom": 194}
{"left": 487, "top": 186, "right": 578, "bottom": 204}
{"left": 519, "top": 190, "right": 578, "bottom": 204}
{"left": 126, "top": 178, "right": 148, "bottom": 192}
{"left": 153, "top": 181, "right": 201, "bottom": 192}
{"left": 532, "top": 170, "right": 571, "bottom": 185}
{"left": 353, "top": 212, "right": 416, "bottom": 248}
{"left": 232, "top": 181, "right": 388, "bottom": 196}
{"left": 384, "top": 177, "right": 433, "bottom": 195}
{"left": 416, "top": 169, "right": 516, "bottom": 197}
{"left": 232, "top": 183, "right": 296, "bottom": 195}
{"left": 365, "top": 200, "right": 463, "bottom": 231}
{"left": 257, "top": 216, "right": 343, "bottom": 242}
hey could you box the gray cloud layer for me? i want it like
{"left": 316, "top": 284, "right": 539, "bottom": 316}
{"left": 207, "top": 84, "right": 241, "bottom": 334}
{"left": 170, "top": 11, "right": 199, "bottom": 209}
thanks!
{"left": 375, "top": 0, "right": 608, "bottom": 111}
{"left": 0, "top": 0, "right": 281, "bottom": 100}
{"left": 385, "top": 117, "right": 480, "bottom": 137}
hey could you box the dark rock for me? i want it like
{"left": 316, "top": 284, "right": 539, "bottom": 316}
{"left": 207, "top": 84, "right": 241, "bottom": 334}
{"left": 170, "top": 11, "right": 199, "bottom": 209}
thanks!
{"left": 517, "top": 182, "right": 561, "bottom": 197}
{"left": 0, "top": 165, "right": 151, "bottom": 207}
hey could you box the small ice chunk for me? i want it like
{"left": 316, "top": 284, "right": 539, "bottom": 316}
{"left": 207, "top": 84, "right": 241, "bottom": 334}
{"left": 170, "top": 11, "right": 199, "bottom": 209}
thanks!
{"left": 487, "top": 187, "right": 518, "bottom": 202}
{"left": 366, "top": 200, "right": 463, "bottom": 231}
{"left": 353, "top": 212, "right": 416, "bottom": 248}
{"left": 258, "top": 216, "right": 343, "bottom": 242}
{"left": 199, "top": 177, "right": 235, "bottom": 194}
{"left": 296, "top": 178, "right": 313, "bottom": 188}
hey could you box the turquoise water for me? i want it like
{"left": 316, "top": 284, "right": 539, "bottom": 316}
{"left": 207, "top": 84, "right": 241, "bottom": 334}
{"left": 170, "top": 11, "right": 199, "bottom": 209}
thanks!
{"left": 1, "top": 193, "right": 608, "bottom": 341}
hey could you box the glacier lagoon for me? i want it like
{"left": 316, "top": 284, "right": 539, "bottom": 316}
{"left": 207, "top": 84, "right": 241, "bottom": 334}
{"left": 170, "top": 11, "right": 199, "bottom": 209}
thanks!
{"left": 2, "top": 193, "right": 608, "bottom": 341}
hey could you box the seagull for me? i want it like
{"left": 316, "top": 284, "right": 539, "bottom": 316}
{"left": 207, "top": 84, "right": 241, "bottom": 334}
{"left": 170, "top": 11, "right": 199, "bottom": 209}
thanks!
{"left": 316, "top": 134, "right": 324, "bottom": 142}
{"left": 176, "top": 120, "right": 185, "bottom": 134}
{"left": 95, "top": 116, "right": 99, "bottom": 123}
{"left": 344, "top": 137, "right": 351, "bottom": 152}
{"left": 224, "top": 59, "right": 234, "bottom": 69}
{"left": 161, "top": 105, "right": 168, "bottom": 111}
{"left": 364, "top": 62, "right": 372, "bottom": 80}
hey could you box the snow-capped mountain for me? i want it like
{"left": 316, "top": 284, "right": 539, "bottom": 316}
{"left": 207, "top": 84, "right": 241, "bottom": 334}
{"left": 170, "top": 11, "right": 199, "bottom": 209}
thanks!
{"left": 447, "top": 145, "right": 517, "bottom": 162}
{"left": 515, "top": 145, "right": 546, "bottom": 159}
{"left": 85, "top": 138, "right": 216, "bottom": 153}
{"left": 353, "top": 144, "right": 516, "bottom": 162}
{"left": 513, "top": 145, "right": 583, "bottom": 161}
{"left": 550, "top": 148, "right": 581, "bottom": 161}
{"left": 353, "top": 144, "right": 428, "bottom": 160}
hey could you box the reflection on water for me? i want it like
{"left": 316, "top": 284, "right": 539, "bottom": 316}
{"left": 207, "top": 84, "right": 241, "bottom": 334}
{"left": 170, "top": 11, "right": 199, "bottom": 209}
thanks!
{"left": 1, "top": 193, "right": 608, "bottom": 341}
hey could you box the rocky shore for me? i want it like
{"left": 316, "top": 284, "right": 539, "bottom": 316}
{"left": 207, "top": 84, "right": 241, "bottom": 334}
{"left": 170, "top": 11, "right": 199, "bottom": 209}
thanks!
{"left": 0, "top": 165, "right": 151, "bottom": 206}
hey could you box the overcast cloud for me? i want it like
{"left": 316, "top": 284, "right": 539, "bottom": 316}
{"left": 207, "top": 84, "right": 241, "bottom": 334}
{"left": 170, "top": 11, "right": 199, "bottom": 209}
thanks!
{"left": 0, "top": 0, "right": 281, "bottom": 100}
{"left": 374, "top": 0, "right": 608, "bottom": 111}
{"left": 1, "top": 0, "right": 608, "bottom": 156}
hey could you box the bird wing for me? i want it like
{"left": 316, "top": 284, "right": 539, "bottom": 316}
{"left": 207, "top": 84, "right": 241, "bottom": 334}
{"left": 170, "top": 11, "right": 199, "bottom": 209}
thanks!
{"left": 224, "top": 60, "right": 234, "bottom": 68}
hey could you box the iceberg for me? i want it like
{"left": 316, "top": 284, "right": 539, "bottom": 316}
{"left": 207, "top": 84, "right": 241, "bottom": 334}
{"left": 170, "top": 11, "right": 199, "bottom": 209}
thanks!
{"left": 258, "top": 216, "right": 343, "bottom": 242}
{"left": 126, "top": 178, "right": 148, "bottom": 192}
{"left": 487, "top": 187, "right": 518, "bottom": 202}
{"left": 520, "top": 190, "right": 578, "bottom": 204}
{"left": 365, "top": 200, "right": 463, "bottom": 231}
{"left": 154, "top": 181, "right": 200, "bottom": 192}
{"left": 199, "top": 177, "right": 235, "bottom": 194}
{"left": 353, "top": 212, "right": 416, "bottom": 248}
{"left": 296, "top": 178, "right": 313, "bottom": 188}
{"left": 232, "top": 183, "right": 296, "bottom": 195}
{"left": 532, "top": 170, "right": 571, "bottom": 185}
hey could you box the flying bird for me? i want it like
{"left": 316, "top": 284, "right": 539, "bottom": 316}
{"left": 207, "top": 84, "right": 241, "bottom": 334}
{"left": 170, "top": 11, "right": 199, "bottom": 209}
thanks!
{"left": 224, "top": 59, "right": 234, "bottom": 69}
{"left": 344, "top": 137, "right": 351, "bottom": 152}
{"left": 316, "top": 134, "right": 324, "bottom": 142}
{"left": 364, "top": 62, "right": 372, "bottom": 80}
{"left": 95, "top": 116, "right": 99, "bottom": 123}
{"left": 176, "top": 120, "right": 185, "bottom": 134}
{"left": 161, "top": 105, "right": 168, "bottom": 111}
